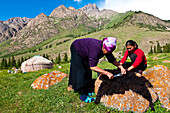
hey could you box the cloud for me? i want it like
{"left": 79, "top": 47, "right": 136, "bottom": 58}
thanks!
{"left": 98, "top": 0, "right": 170, "bottom": 20}
{"left": 73, "top": 0, "right": 82, "bottom": 3}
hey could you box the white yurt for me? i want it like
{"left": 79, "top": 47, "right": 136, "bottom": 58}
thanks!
{"left": 21, "top": 55, "right": 54, "bottom": 73}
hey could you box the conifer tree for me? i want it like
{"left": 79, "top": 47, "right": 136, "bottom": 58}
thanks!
{"left": 43, "top": 54, "right": 46, "bottom": 58}
{"left": 154, "top": 46, "right": 156, "bottom": 53}
{"left": 8, "top": 57, "right": 11, "bottom": 67}
{"left": 56, "top": 53, "right": 61, "bottom": 64}
{"left": 1, "top": 58, "right": 5, "bottom": 69}
{"left": 163, "top": 43, "right": 170, "bottom": 53}
{"left": 4, "top": 59, "right": 7, "bottom": 68}
{"left": 63, "top": 53, "right": 68, "bottom": 63}
{"left": 157, "top": 42, "right": 162, "bottom": 53}
{"left": 51, "top": 59, "right": 54, "bottom": 63}
{"left": 148, "top": 46, "right": 153, "bottom": 54}
{"left": 21, "top": 56, "right": 24, "bottom": 64}
{"left": 17, "top": 59, "right": 21, "bottom": 68}
{"left": 11, "top": 56, "right": 16, "bottom": 67}
{"left": 46, "top": 54, "right": 49, "bottom": 59}
{"left": 55, "top": 56, "right": 58, "bottom": 64}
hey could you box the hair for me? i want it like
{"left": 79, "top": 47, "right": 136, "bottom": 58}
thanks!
{"left": 125, "top": 40, "right": 138, "bottom": 49}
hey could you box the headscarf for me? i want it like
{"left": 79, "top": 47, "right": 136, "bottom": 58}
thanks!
{"left": 102, "top": 37, "right": 116, "bottom": 52}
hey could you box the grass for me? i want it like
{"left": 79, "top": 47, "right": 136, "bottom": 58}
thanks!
{"left": 0, "top": 53, "right": 169, "bottom": 112}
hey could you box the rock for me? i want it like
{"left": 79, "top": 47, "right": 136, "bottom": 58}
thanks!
{"left": 143, "top": 65, "right": 170, "bottom": 110}
{"left": 31, "top": 70, "right": 68, "bottom": 89}
{"left": 95, "top": 65, "right": 170, "bottom": 112}
{"left": 95, "top": 71, "right": 157, "bottom": 112}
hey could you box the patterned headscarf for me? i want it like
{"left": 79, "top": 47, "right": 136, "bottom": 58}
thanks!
{"left": 102, "top": 37, "right": 116, "bottom": 52}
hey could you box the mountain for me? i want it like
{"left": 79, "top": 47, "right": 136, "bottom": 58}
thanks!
{"left": 80, "top": 3, "right": 118, "bottom": 19}
{"left": 0, "top": 4, "right": 170, "bottom": 59}
{"left": 0, "top": 17, "right": 31, "bottom": 43}
{"left": 3, "top": 17, "right": 31, "bottom": 28}
{"left": 80, "top": 3, "right": 100, "bottom": 12}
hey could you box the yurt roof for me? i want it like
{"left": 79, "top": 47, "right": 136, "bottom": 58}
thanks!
{"left": 22, "top": 55, "right": 53, "bottom": 65}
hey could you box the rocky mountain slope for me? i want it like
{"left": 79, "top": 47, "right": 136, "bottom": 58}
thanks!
{"left": 0, "top": 17, "right": 31, "bottom": 43}
{"left": 0, "top": 3, "right": 170, "bottom": 58}
{"left": 80, "top": 3, "right": 118, "bottom": 19}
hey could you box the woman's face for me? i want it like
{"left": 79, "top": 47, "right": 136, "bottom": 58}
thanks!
{"left": 126, "top": 45, "right": 136, "bottom": 53}
{"left": 102, "top": 47, "right": 110, "bottom": 54}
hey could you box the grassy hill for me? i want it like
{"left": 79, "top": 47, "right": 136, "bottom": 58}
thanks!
{"left": 0, "top": 53, "right": 169, "bottom": 112}
{"left": 0, "top": 25, "right": 169, "bottom": 63}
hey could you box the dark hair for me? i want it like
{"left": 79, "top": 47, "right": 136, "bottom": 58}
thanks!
{"left": 125, "top": 40, "right": 138, "bottom": 49}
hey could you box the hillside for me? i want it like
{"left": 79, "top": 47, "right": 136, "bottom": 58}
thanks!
{"left": 0, "top": 17, "right": 32, "bottom": 43}
{"left": 0, "top": 4, "right": 170, "bottom": 60}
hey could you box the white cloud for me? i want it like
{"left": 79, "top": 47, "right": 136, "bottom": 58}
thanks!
{"left": 73, "top": 0, "right": 82, "bottom": 3}
{"left": 98, "top": 0, "right": 170, "bottom": 20}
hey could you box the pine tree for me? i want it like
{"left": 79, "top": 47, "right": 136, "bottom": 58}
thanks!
{"left": 1, "top": 58, "right": 5, "bottom": 69}
{"left": 49, "top": 44, "right": 52, "bottom": 48}
{"left": 8, "top": 57, "right": 11, "bottom": 67}
{"left": 11, "top": 56, "right": 16, "bottom": 67}
{"left": 163, "top": 45, "right": 167, "bottom": 53}
{"left": 157, "top": 42, "right": 162, "bottom": 53}
{"left": 154, "top": 46, "right": 157, "bottom": 53}
{"left": 43, "top": 54, "right": 46, "bottom": 58}
{"left": 21, "top": 56, "right": 24, "bottom": 64}
{"left": 4, "top": 59, "right": 7, "bottom": 68}
{"left": 163, "top": 43, "right": 170, "bottom": 53}
{"left": 63, "top": 53, "right": 68, "bottom": 63}
{"left": 56, "top": 53, "right": 61, "bottom": 64}
{"left": 168, "top": 43, "right": 170, "bottom": 53}
{"left": 51, "top": 59, "right": 54, "bottom": 63}
{"left": 46, "top": 54, "right": 49, "bottom": 59}
{"left": 46, "top": 45, "right": 48, "bottom": 49}
{"left": 148, "top": 46, "right": 153, "bottom": 54}
{"left": 55, "top": 56, "right": 58, "bottom": 64}
{"left": 17, "top": 59, "right": 21, "bottom": 68}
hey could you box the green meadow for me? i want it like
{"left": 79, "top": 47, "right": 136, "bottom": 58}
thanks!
{"left": 0, "top": 53, "right": 169, "bottom": 113}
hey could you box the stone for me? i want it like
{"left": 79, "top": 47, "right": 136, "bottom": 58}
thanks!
{"left": 31, "top": 70, "right": 68, "bottom": 89}
{"left": 95, "top": 72, "right": 157, "bottom": 112}
{"left": 95, "top": 65, "right": 170, "bottom": 112}
{"left": 142, "top": 65, "right": 170, "bottom": 110}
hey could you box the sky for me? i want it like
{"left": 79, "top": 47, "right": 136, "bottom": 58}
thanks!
{"left": 0, "top": 0, "right": 169, "bottom": 21}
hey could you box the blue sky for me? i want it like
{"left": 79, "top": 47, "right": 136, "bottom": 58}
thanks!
{"left": 0, "top": 0, "right": 169, "bottom": 21}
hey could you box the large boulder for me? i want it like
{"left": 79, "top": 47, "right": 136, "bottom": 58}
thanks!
{"left": 95, "top": 65, "right": 170, "bottom": 112}
{"left": 31, "top": 70, "right": 68, "bottom": 89}
{"left": 95, "top": 70, "right": 157, "bottom": 112}
{"left": 142, "top": 65, "right": 170, "bottom": 110}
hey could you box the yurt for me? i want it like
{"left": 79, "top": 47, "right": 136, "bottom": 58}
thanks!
{"left": 21, "top": 55, "right": 54, "bottom": 73}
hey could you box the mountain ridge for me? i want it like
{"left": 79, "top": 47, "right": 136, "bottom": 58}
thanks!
{"left": 0, "top": 4, "right": 170, "bottom": 58}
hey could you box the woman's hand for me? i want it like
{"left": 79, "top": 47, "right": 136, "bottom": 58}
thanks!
{"left": 106, "top": 71, "right": 114, "bottom": 79}
{"left": 118, "top": 65, "right": 126, "bottom": 75}
{"left": 120, "top": 67, "right": 126, "bottom": 75}
{"left": 90, "top": 66, "right": 114, "bottom": 79}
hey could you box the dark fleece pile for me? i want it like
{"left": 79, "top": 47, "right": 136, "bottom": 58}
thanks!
{"left": 95, "top": 69, "right": 155, "bottom": 111}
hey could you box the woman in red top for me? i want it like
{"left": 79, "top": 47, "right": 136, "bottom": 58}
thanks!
{"left": 120, "top": 40, "right": 147, "bottom": 74}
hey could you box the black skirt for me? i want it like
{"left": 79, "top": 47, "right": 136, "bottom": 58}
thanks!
{"left": 68, "top": 44, "right": 93, "bottom": 94}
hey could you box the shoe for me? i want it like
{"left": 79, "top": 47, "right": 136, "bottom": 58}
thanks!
{"left": 80, "top": 94, "right": 95, "bottom": 103}
{"left": 87, "top": 92, "right": 95, "bottom": 96}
